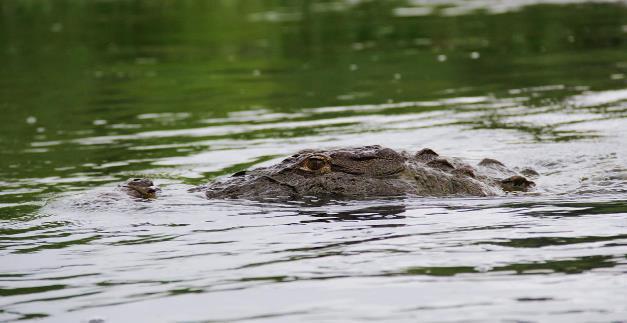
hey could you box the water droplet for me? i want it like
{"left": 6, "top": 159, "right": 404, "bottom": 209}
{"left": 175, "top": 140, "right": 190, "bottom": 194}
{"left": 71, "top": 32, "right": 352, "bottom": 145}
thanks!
{"left": 394, "top": 73, "right": 402, "bottom": 80}
{"left": 475, "top": 265, "right": 493, "bottom": 273}
{"left": 93, "top": 120, "right": 107, "bottom": 126}
{"left": 470, "top": 52, "right": 480, "bottom": 59}
{"left": 437, "top": 54, "right": 447, "bottom": 62}
{"left": 252, "top": 69, "right": 261, "bottom": 76}
{"left": 135, "top": 57, "right": 157, "bottom": 65}
{"left": 50, "top": 23, "right": 63, "bottom": 33}
{"left": 352, "top": 42, "right": 364, "bottom": 50}
{"left": 106, "top": 43, "right": 119, "bottom": 54}
{"left": 349, "top": 64, "right": 358, "bottom": 71}
{"left": 26, "top": 116, "right": 37, "bottom": 124}
{"left": 509, "top": 89, "right": 522, "bottom": 95}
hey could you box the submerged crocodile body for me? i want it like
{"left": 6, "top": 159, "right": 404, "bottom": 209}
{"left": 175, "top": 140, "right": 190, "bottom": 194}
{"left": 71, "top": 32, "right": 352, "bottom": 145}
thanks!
{"left": 121, "top": 145, "right": 536, "bottom": 200}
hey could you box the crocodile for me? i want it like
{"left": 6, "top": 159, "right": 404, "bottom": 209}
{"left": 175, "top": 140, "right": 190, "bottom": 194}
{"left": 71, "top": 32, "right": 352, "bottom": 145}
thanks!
{"left": 122, "top": 145, "right": 536, "bottom": 200}
{"left": 120, "top": 178, "right": 159, "bottom": 199}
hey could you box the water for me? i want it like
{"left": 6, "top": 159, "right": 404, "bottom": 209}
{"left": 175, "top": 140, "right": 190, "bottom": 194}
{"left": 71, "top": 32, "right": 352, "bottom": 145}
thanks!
{"left": 1, "top": 0, "right": 627, "bottom": 321}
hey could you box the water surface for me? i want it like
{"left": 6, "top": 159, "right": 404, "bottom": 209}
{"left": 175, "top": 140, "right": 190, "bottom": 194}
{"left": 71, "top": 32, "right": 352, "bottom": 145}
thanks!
{"left": 1, "top": 0, "right": 627, "bottom": 322}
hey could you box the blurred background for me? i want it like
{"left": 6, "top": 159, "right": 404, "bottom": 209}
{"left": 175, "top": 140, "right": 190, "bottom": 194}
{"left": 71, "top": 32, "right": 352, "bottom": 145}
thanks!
{"left": 1, "top": 0, "right": 625, "bottom": 194}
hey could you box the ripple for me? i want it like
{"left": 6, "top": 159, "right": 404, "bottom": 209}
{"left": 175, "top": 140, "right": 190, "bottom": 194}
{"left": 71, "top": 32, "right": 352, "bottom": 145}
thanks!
{"left": 476, "top": 234, "right": 627, "bottom": 248}
{"left": 2, "top": 1, "right": 627, "bottom": 322}
{"left": 0, "top": 285, "right": 67, "bottom": 297}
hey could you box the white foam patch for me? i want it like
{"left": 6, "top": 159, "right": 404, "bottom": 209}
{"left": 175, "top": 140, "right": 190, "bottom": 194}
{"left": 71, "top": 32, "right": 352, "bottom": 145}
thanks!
{"left": 569, "top": 89, "right": 627, "bottom": 108}
{"left": 405, "top": 0, "right": 624, "bottom": 15}
{"left": 503, "top": 112, "right": 603, "bottom": 127}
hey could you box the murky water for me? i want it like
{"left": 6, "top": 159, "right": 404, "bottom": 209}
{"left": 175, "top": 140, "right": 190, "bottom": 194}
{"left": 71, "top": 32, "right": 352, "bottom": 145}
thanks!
{"left": 1, "top": 1, "right": 627, "bottom": 322}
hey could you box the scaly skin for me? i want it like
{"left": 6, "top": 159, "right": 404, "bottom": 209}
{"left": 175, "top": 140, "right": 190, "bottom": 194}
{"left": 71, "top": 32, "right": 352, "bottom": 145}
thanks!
{"left": 119, "top": 178, "right": 159, "bottom": 199}
{"left": 119, "top": 146, "right": 536, "bottom": 200}
{"left": 198, "top": 145, "right": 535, "bottom": 200}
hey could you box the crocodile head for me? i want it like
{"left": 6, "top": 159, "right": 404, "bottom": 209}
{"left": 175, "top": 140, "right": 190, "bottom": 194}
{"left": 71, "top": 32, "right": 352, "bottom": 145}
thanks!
{"left": 203, "top": 145, "right": 504, "bottom": 200}
{"left": 122, "top": 178, "right": 159, "bottom": 199}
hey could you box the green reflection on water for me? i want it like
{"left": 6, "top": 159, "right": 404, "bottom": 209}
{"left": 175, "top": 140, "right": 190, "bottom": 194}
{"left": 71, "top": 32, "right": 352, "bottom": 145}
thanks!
{"left": 478, "top": 234, "right": 627, "bottom": 248}
{"left": 0, "top": 284, "right": 66, "bottom": 297}
{"left": 0, "top": 0, "right": 626, "bottom": 207}
{"left": 402, "top": 255, "right": 618, "bottom": 276}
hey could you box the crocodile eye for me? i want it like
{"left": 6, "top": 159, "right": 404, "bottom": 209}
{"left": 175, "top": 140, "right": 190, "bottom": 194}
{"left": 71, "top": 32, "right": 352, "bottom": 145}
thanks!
{"left": 302, "top": 156, "right": 329, "bottom": 172}
{"left": 306, "top": 158, "right": 326, "bottom": 170}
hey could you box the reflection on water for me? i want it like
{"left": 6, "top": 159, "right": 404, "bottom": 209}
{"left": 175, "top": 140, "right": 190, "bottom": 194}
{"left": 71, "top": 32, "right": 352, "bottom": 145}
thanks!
{"left": 1, "top": 0, "right": 626, "bottom": 322}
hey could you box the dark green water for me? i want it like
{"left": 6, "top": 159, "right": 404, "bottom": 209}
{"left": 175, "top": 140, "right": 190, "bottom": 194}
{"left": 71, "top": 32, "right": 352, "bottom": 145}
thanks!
{"left": 1, "top": 1, "right": 626, "bottom": 322}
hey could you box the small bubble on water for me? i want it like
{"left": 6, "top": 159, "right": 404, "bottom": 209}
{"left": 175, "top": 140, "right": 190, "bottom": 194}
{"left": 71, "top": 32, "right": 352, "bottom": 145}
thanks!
{"left": 252, "top": 69, "right": 261, "bottom": 76}
{"left": 349, "top": 64, "right": 358, "bottom": 71}
{"left": 475, "top": 265, "right": 493, "bottom": 273}
{"left": 413, "top": 38, "right": 432, "bottom": 46}
{"left": 94, "top": 71, "right": 104, "bottom": 78}
{"left": 106, "top": 42, "right": 119, "bottom": 54}
{"left": 568, "top": 35, "right": 575, "bottom": 43}
{"left": 135, "top": 57, "right": 157, "bottom": 65}
{"left": 437, "top": 54, "right": 447, "bottom": 62}
{"left": 26, "top": 116, "right": 37, "bottom": 124}
{"left": 394, "top": 73, "right": 402, "bottom": 80}
{"left": 610, "top": 74, "right": 624, "bottom": 80}
{"left": 352, "top": 42, "right": 364, "bottom": 50}
{"left": 50, "top": 22, "right": 63, "bottom": 33}
{"left": 37, "top": 127, "right": 46, "bottom": 133}
{"left": 470, "top": 52, "right": 480, "bottom": 59}
{"left": 93, "top": 120, "right": 107, "bottom": 126}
